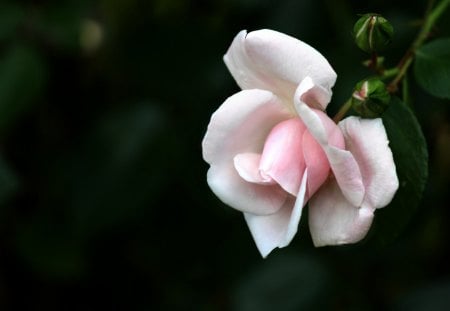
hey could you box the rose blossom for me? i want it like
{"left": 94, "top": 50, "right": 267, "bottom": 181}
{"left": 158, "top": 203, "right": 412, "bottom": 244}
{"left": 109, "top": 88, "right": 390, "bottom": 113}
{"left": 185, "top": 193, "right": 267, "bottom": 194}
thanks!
{"left": 202, "top": 29, "right": 399, "bottom": 257}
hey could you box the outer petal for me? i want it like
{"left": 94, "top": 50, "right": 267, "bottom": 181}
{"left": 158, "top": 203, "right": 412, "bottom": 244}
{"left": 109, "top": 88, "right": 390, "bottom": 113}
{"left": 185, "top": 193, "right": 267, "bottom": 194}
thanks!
{"left": 224, "top": 29, "right": 336, "bottom": 106}
{"left": 202, "top": 89, "right": 292, "bottom": 215}
{"left": 244, "top": 170, "right": 308, "bottom": 258}
{"left": 338, "top": 117, "right": 399, "bottom": 209}
{"left": 309, "top": 117, "right": 399, "bottom": 247}
{"left": 309, "top": 178, "right": 374, "bottom": 247}
{"left": 295, "top": 98, "right": 365, "bottom": 207}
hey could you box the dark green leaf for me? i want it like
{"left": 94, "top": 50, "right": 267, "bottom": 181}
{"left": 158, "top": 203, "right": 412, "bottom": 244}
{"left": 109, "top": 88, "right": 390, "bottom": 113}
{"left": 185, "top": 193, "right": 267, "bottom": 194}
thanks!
{"left": 414, "top": 38, "right": 450, "bottom": 99}
{"left": 370, "top": 97, "right": 428, "bottom": 244}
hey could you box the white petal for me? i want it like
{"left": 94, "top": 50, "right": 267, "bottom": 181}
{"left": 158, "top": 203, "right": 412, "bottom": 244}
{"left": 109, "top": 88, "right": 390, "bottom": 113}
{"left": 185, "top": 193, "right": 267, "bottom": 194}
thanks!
{"left": 295, "top": 95, "right": 327, "bottom": 142}
{"left": 338, "top": 117, "right": 399, "bottom": 209}
{"left": 296, "top": 101, "right": 365, "bottom": 207}
{"left": 224, "top": 29, "right": 336, "bottom": 103}
{"left": 293, "top": 76, "right": 333, "bottom": 110}
{"left": 207, "top": 166, "right": 288, "bottom": 215}
{"left": 233, "top": 153, "right": 275, "bottom": 184}
{"left": 203, "top": 89, "right": 291, "bottom": 164}
{"left": 309, "top": 178, "right": 374, "bottom": 247}
{"left": 202, "top": 89, "right": 292, "bottom": 215}
{"left": 244, "top": 170, "right": 308, "bottom": 258}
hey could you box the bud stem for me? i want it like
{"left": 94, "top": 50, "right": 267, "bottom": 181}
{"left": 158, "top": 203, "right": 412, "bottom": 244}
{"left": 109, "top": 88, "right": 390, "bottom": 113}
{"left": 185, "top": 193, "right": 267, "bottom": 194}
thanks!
{"left": 333, "top": 98, "right": 352, "bottom": 123}
{"left": 369, "top": 52, "right": 379, "bottom": 72}
{"left": 388, "top": 0, "right": 450, "bottom": 92}
{"left": 382, "top": 67, "right": 399, "bottom": 80}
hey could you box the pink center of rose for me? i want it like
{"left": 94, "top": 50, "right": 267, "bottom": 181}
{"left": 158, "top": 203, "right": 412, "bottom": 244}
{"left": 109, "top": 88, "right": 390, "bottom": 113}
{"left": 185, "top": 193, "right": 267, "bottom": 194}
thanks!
{"left": 234, "top": 116, "right": 333, "bottom": 201}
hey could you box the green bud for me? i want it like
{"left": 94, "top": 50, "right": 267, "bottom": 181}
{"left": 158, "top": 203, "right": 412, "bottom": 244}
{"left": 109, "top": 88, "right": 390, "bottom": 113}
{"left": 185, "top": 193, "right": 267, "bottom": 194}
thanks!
{"left": 351, "top": 78, "right": 390, "bottom": 118}
{"left": 353, "top": 14, "right": 394, "bottom": 53}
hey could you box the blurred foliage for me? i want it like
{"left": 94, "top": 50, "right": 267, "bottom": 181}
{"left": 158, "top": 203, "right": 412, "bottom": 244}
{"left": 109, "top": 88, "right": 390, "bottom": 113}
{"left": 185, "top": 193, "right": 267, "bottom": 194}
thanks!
{"left": 0, "top": 45, "right": 47, "bottom": 131}
{"left": 0, "top": 0, "right": 448, "bottom": 310}
{"left": 232, "top": 252, "right": 331, "bottom": 311}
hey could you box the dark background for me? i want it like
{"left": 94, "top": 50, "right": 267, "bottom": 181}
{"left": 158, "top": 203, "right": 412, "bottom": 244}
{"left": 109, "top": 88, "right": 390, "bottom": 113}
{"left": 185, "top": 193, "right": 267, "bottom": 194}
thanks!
{"left": 0, "top": 0, "right": 449, "bottom": 310}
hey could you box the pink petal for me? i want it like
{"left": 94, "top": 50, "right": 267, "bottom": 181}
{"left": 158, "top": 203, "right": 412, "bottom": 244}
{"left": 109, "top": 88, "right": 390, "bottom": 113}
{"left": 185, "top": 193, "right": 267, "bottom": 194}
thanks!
{"left": 259, "top": 118, "right": 306, "bottom": 196}
{"left": 202, "top": 89, "right": 293, "bottom": 215}
{"left": 224, "top": 30, "right": 336, "bottom": 105}
{"left": 244, "top": 170, "right": 308, "bottom": 257}
{"left": 309, "top": 178, "right": 374, "bottom": 247}
{"left": 338, "top": 117, "right": 399, "bottom": 209}
{"left": 296, "top": 101, "right": 365, "bottom": 207}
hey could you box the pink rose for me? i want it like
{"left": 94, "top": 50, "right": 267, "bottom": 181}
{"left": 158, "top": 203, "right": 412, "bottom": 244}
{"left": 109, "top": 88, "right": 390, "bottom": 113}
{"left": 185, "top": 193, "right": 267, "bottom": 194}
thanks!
{"left": 202, "top": 29, "right": 399, "bottom": 257}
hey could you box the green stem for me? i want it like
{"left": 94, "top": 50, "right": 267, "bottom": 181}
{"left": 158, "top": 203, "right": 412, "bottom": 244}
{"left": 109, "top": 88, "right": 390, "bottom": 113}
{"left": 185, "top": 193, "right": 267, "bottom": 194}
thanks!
{"left": 333, "top": 98, "right": 352, "bottom": 122}
{"left": 381, "top": 67, "right": 399, "bottom": 80}
{"left": 388, "top": 0, "right": 450, "bottom": 92}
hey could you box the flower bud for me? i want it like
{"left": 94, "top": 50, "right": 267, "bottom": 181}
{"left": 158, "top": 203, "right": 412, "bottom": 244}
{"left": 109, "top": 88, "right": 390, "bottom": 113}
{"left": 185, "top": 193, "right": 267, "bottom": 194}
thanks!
{"left": 351, "top": 78, "right": 390, "bottom": 118}
{"left": 353, "top": 14, "right": 393, "bottom": 53}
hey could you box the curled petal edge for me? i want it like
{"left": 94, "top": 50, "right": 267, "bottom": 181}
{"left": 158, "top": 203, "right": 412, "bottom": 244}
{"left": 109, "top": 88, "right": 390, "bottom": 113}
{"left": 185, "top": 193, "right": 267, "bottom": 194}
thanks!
{"left": 294, "top": 80, "right": 365, "bottom": 207}
{"left": 224, "top": 30, "right": 337, "bottom": 106}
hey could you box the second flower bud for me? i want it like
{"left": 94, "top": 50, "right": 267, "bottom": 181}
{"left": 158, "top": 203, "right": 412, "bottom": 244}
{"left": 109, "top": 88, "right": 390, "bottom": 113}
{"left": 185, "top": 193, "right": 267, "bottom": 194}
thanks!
{"left": 352, "top": 78, "right": 391, "bottom": 118}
